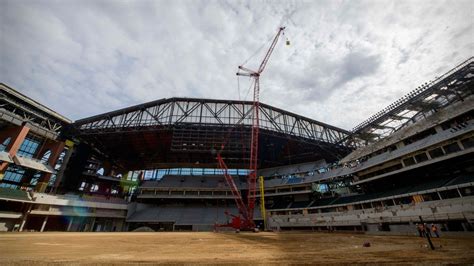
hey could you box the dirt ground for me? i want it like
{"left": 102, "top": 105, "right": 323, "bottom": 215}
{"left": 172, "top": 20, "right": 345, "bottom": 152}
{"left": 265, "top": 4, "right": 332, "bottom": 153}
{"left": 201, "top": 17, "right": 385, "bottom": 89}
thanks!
{"left": 0, "top": 231, "right": 473, "bottom": 265}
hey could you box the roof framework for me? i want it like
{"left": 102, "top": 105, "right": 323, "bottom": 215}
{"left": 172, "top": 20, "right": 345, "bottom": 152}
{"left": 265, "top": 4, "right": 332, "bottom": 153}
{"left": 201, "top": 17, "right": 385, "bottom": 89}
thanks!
{"left": 346, "top": 57, "right": 474, "bottom": 147}
{"left": 74, "top": 98, "right": 350, "bottom": 144}
{"left": 71, "top": 99, "right": 352, "bottom": 170}
{"left": 0, "top": 83, "right": 71, "bottom": 139}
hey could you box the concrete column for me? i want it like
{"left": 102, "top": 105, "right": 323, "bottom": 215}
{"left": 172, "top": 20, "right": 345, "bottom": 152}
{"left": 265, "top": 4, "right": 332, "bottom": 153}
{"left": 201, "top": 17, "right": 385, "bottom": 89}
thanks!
{"left": 19, "top": 204, "right": 32, "bottom": 232}
{"left": 35, "top": 140, "right": 66, "bottom": 193}
{"left": 434, "top": 125, "right": 443, "bottom": 133}
{"left": 19, "top": 216, "right": 28, "bottom": 232}
{"left": 425, "top": 151, "right": 432, "bottom": 160}
{"left": 437, "top": 191, "right": 443, "bottom": 200}
{"left": 0, "top": 125, "right": 30, "bottom": 157}
{"left": 440, "top": 146, "right": 447, "bottom": 155}
{"left": 67, "top": 217, "right": 74, "bottom": 232}
{"left": 52, "top": 141, "right": 75, "bottom": 194}
{"left": 457, "top": 140, "right": 465, "bottom": 150}
{"left": 0, "top": 125, "right": 30, "bottom": 179}
{"left": 90, "top": 217, "right": 96, "bottom": 232}
{"left": 40, "top": 216, "right": 49, "bottom": 232}
{"left": 395, "top": 142, "right": 405, "bottom": 149}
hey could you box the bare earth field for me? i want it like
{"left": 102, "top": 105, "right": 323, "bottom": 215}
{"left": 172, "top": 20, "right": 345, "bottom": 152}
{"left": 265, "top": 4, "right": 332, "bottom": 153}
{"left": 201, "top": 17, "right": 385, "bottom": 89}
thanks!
{"left": 0, "top": 232, "right": 473, "bottom": 265}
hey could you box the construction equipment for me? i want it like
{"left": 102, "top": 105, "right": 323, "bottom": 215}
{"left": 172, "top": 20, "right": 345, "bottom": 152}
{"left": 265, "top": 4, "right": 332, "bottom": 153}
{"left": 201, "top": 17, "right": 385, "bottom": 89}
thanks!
{"left": 215, "top": 27, "right": 287, "bottom": 231}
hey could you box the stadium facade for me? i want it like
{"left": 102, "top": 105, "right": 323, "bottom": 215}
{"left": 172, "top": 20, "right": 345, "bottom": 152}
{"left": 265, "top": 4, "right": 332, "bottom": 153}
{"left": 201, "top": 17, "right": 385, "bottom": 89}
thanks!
{"left": 0, "top": 57, "right": 472, "bottom": 233}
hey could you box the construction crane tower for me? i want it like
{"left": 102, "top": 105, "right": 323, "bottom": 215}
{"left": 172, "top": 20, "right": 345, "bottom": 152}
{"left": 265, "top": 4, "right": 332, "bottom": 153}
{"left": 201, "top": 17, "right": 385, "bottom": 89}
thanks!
{"left": 216, "top": 26, "right": 287, "bottom": 231}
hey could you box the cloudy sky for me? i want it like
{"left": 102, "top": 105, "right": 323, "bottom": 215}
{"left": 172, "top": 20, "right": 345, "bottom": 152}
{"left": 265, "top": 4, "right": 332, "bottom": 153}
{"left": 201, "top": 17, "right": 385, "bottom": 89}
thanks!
{"left": 1, "top": 0, "right": 472, "bottom": 130}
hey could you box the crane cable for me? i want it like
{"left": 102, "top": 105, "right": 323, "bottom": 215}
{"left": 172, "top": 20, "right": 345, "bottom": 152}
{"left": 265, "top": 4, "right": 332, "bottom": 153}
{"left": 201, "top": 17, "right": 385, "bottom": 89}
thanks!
{"left": 243, "top": 78, "right": 254, "bottom": 101}
{"left": 240, "top": 33, "right": 275, "bottom": 68}
{"left": 237, "top": 75, "right": 241, "bottom": 100}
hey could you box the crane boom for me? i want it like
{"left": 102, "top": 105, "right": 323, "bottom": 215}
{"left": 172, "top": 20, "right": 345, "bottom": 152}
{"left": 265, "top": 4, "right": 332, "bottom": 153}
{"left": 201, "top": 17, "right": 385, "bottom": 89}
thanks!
{"left": 258, "top": 27, "right": 286, "bottom": 74}
{"left": 216, "top": 153, "right": 248, "bottom": 218}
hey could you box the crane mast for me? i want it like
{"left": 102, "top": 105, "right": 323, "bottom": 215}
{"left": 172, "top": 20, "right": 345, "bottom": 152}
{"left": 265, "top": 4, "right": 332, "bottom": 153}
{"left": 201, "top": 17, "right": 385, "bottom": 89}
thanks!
{"left": 216, "top": 27, "right": 286, "bottom": 230}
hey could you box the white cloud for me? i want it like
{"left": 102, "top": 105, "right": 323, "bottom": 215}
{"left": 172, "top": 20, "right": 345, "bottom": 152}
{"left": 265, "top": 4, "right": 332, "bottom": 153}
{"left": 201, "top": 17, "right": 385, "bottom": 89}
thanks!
{"left": 1, "top": 0, "right": 472, "bottom": 129}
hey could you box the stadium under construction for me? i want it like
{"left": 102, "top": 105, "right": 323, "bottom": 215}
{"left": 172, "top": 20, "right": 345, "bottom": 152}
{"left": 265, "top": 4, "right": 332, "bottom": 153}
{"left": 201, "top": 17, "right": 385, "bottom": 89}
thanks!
{"left": 0, "top": 55, "right": 472, "bottom": 234}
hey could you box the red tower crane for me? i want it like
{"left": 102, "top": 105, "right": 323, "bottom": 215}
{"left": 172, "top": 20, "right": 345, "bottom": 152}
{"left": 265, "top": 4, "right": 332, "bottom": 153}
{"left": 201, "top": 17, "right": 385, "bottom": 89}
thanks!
{"left": 216, "top": 27, "right": 287, "bottom": 231}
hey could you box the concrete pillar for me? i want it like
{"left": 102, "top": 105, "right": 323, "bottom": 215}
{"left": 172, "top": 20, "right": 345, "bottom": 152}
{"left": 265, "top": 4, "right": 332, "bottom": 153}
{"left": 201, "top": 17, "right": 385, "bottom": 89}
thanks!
{"left": 90, "top": 217, "right": 96, "bottom": 232}
{"left": 67, "top": 217, "right": 74, "bottom": 232}
{"left": 52, "top": 141, "right": 74, "bottom": 194}
{"left": 0, "top": 125, "right": 30, "bottom": 179}
{"left": 437, "top": 192, "right": 443, "bottom": 200}
{"left": 19, "top": 204, "right": 32, "bottom": 232}
{"left": 434, "top": 125, "right": 443, "bottom": 133}
{"left": 425, "top": 151, "right": 432, "bottom": 160}
{"left": 0, "top": 125, "right": 30, "bottom": 157}
{"left": 19, "top": 216, "right": 28, "bottom": 232}
{"left": 457, "top": 140, "right": 465, "bottom": 150}
{"left": 395, "top": 142, "right": 405, "bottom": 149}
{"left": 35, "top": 140, "right": 66, "bottom": 193}
{"left": 40, "top": 216, "right": 49, "bottom": 232}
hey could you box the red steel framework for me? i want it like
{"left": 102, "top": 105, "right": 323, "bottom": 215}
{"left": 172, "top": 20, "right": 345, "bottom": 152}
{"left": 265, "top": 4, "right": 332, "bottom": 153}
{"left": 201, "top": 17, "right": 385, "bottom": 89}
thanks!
{"left": 217, "top": 27, "right": 287, "bottom": 230}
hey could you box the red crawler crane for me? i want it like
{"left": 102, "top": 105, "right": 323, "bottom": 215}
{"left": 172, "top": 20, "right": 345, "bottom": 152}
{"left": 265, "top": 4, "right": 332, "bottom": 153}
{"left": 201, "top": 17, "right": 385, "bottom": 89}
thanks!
{"left": 216, "top": 27, "right": 287, "bottom": 231}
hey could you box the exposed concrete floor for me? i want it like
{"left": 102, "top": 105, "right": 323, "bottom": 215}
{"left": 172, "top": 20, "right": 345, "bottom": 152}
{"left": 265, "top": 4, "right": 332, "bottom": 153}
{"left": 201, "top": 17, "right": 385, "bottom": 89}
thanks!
{"left": 0, "top": 231, "right": 473, "bottom": 265}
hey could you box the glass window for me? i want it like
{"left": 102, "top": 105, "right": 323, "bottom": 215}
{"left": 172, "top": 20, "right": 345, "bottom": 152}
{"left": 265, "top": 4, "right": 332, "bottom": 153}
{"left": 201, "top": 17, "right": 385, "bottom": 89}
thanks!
{"left": 79, "top": 182, "right": 86, "bottom": 191}
{"left": 2, "top": 165, "right": 26, "bottom": 183}
{"left": 48, "top": 174, "right": 56, "bottom": 187}
{"left": 54, "top": 150, "right": 66, "bottom": 170}
{"left": 204, "top": 168, "right": 215, "bottom": 175}
{"left": 30, "top": 172, "right": 42, "bottom": 186}
{"left": 90, "top": 184, "right": 99, "bottom": 192}
{"left": 168, "top": 169, "right": 179, "bottom": 175}
{"left": 156, "top": 170, "right": 167, "bottom": 180}
{"left": 0, "top": 182, "right": 18, "bottom": 189}
{"left": 40, "top": 150, "right": 51, "bottom": 164}
{"left": 0, "top": 137, "right": 11, "bottom": 152}
{"left": 181, "top": 168, "right": 191, "bottom": 175}
{"left": 144, "top": 170, "right": 154, "bottom": 180}
{"left": 96, "top": 168, "right": 105, "bottom": 175}
{"left": 17, "top": 137, "right": 41, "bottom": 158}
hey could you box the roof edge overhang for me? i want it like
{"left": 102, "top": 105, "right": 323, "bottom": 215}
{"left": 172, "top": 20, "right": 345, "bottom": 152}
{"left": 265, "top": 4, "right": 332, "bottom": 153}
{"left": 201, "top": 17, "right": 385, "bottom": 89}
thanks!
{"left": 0, "top": 83, "right": 72, "bottom": 124}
